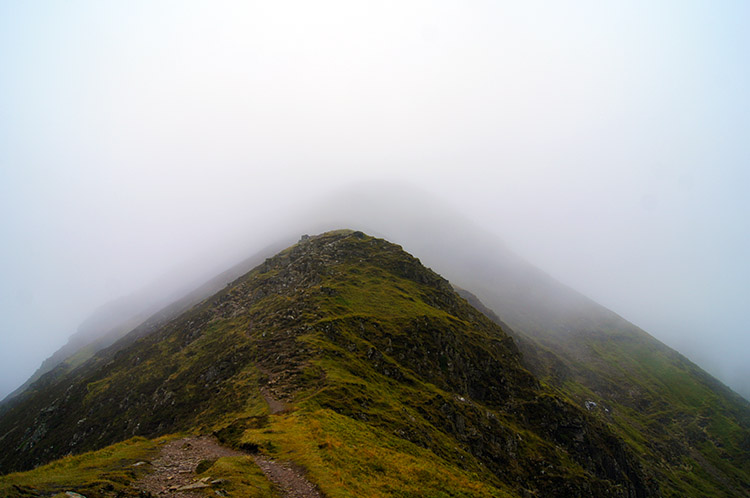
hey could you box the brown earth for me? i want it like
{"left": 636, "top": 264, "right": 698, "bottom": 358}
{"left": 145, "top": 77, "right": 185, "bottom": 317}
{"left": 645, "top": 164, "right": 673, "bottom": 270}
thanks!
{"left": 252, "top": 454, "right": 324, "bottom": 498}
{"left": 261, "top": 388, "right": 288, "bottom": 415}
{"left": 134, "top": 435, "right": 323, "bottom": 498}
{"left": 134, "top": 436, "right": 242, "bottom": 497}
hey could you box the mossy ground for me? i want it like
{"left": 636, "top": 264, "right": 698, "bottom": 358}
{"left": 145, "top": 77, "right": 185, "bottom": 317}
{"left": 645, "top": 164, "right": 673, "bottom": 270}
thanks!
{"left": 195, "top": 455, "right": 280, "bottom": 498}
{"left": 0, "top": 436, "right": 164, "bottom": 498}
{"left": 0, "top": 435, "right": 282, "bottom": 498}
{"left": 239, "top": 408, "right": 515, "bottom": 498}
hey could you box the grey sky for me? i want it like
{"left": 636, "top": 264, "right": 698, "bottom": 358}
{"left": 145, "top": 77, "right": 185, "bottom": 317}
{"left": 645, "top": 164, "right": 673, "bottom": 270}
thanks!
{"left": 1, "top": 1, "right": 749, "bottom": 399}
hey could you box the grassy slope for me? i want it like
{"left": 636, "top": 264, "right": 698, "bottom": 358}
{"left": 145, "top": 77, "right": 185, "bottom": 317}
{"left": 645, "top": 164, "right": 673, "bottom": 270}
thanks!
{"left": 459, "top": 286, "right": 750, "bottom": 497}
{"left": 208, "top": 233, "right": 650, "bottom": 497}
{"left": 0, "top": 231, "right": 654, "bottom": 497}
{"left": 0, "top": 435, "right": 279, "bottom": 498}
{"left": 547, "top": 331, "right": 750, "bottom": 498}
{"left": 0, "top": 437, "right": 161, "bottom": 498}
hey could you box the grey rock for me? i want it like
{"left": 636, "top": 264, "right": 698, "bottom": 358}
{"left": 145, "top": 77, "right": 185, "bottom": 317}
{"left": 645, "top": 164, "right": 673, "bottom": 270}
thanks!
{"left": 176, "top": 482, "right": 211, "bottom": 491}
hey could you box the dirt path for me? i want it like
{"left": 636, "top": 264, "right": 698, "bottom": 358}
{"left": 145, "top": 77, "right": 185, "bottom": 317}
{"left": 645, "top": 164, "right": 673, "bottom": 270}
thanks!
{"left": 261, "top": 388, "right": 288, "bottom": 415}
{"left": 253, "top": 455, "right": 324, "bottom": 498}
{"left": 134, "top": 435, "right": 324, "bottom": 498}
{"left": 135, "top": 436, "right": 243, "bottom": 497}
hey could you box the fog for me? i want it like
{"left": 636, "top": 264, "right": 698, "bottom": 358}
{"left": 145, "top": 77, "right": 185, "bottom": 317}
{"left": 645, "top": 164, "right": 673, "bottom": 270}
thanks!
{"left": 1, "top": 1, "right": 748, "bottom": 400}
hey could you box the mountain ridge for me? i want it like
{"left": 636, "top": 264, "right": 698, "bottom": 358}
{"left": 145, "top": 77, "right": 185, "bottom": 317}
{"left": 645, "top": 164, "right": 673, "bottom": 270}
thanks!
{"left": 0, "top": 230, "right": 656, "bottom": 497}
{"left": 1, "top": 229, "right": 747, "bottom": 497}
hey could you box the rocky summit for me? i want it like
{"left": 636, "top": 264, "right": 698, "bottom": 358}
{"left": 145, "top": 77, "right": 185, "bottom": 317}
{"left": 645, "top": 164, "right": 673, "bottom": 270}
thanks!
{"left": 0, "top": 230, "right": 748, "bottom": 497}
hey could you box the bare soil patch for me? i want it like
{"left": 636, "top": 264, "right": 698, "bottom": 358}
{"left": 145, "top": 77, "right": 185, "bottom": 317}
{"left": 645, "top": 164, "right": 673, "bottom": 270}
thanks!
{"left": 252, "top": 455, "right": 324, "bottom": 498}
{"left": 134, "top": 435, "right": 323, "bottom": 498}
{"left": 134, "top": 436, "right": 242, "bottom": 497}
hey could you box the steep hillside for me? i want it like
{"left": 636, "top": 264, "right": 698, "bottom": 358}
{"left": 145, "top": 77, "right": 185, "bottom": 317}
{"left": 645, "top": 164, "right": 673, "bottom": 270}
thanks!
{"left": 0, "top": 230, "right": 653, "bottom": 498}
{"left": 456, "top": 276, "right": 750, "bottom": 498}
{"left": 1, "top": 240, "right": 290, "bottom": 406}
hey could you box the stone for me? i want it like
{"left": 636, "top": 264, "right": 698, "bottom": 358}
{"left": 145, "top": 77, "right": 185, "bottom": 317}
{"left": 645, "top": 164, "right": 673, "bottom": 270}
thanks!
{"left": 176, "top": 483, "right": 211, "bottom": 491}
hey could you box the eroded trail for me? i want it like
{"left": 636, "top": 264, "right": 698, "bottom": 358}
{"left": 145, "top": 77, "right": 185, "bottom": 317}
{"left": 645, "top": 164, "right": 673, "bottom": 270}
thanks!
{"left": 134, "top": 435, "right": 324, "bottom": 498}
{"left": 252, "top": 454, "right": 324, "bottom": 498}
{"left": 135, "top": 436, "right": 243, "bottom": 497}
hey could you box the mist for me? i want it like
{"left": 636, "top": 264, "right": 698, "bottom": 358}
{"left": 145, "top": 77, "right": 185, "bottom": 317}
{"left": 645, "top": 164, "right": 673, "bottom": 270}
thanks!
{"left": 1, "top": 1, "right": 748, "bottom": 400}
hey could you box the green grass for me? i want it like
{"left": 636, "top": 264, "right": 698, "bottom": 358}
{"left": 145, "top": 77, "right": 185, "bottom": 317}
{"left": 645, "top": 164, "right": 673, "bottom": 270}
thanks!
{"left": 317, "top": 263, "right": 450, "bottom": 319}
{"left": 0, "top": 436, "right": 284, "bottom": 498}
{"left": 239, "top": 408, "right": 516, "bottom": 498}
{"left": 525, "top": 328, "right": 750, "bottom": 497}
{"left": 0, "top": 436, "right": 165, "bottom": 498}
{"left": 195, "top": 455, "right": 281, "bottom": 498}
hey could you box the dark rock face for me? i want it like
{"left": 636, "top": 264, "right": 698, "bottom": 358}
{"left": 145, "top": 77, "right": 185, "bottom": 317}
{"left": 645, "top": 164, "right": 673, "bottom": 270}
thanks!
{"left": 0, "top": 230, "right": 656, "bottom": 497}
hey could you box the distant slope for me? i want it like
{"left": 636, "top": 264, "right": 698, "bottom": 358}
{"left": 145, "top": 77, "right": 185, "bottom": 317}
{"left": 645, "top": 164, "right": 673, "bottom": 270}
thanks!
{"left": 3, "top": 300, "right": 157, "bottom": 403}
{"left": 1, "top": 239, "right": 290, "bottom": 406}
{"left": 0, "top": 231, "right": 654, "bottom": 498}
{"left": 297, "top": 183, "right": 749, "bottom": 398}
{"left": 455, "top": 273, "right": 750, "bottom": 498}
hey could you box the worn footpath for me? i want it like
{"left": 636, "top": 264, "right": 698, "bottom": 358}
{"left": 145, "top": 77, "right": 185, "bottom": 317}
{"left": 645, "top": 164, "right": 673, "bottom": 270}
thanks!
{"left": 134, "top": 435, "right": 323, "bottom": 498}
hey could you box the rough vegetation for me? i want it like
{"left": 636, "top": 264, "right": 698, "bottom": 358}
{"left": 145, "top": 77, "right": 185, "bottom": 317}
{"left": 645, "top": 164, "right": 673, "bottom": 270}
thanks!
{"left": 0, "top": 230, "right": 748, "bottom": 497}
{"left": 457, "top": 286, "right": 750, "bottom": 498}
{"left": 0, "top": 436, "right": 161, "bottom": 498}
